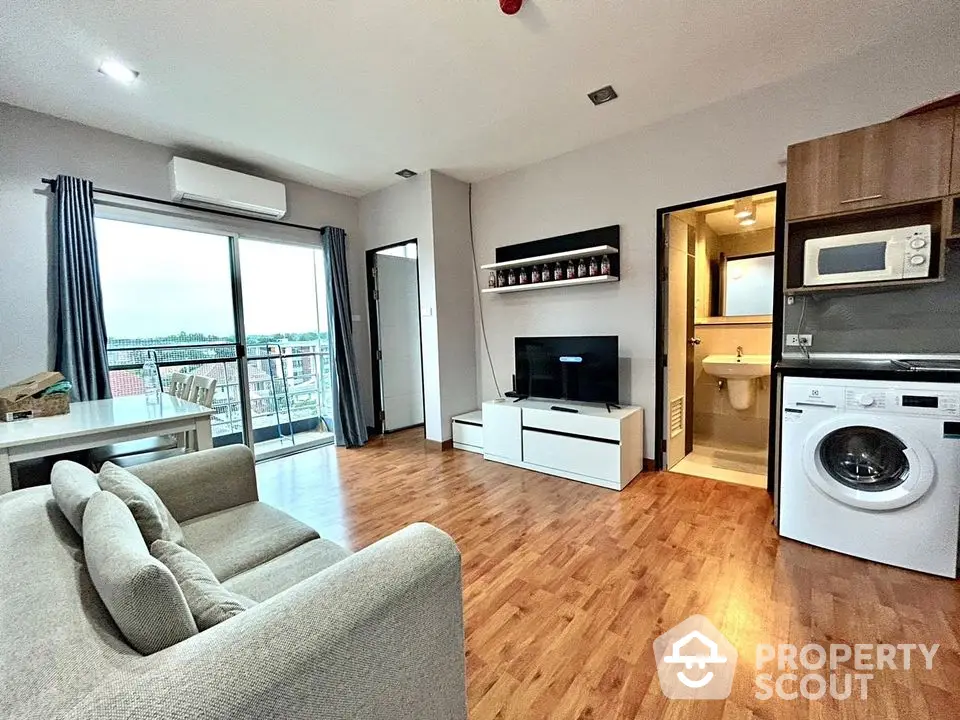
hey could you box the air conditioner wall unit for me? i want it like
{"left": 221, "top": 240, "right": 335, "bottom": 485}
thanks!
{"left": 169, "top": 157, "right": 287, "bottom": 219}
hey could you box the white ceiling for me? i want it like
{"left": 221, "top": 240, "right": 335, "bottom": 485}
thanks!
{"left": 1, "top": 0, "right": 957, "bottom": 197}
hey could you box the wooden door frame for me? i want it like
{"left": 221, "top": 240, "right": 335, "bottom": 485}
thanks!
{"left": 654, "top": 182, "right": 787, "bottom": 495}
{"left": 365, "top": 239, "right": 425, "bottom": 436}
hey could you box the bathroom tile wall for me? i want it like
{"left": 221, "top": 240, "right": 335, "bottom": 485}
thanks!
{"left": 693, "top": 323, "right": 773, "bottom": 450}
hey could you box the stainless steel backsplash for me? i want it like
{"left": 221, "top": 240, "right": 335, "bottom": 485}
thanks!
{"left": 782, "top": 248, "right": 960, "bottom": 355}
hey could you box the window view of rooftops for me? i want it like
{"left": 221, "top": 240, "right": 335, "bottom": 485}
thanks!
{"left": 95, "top": 218, "right": 335, "bottom": 457}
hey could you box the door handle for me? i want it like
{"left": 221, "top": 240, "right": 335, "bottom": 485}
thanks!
{"left": 839, "top": 194, "right": 883, "bottom": 204}
{"left": 689, "top": 337, "right": 702, "bottom": 345}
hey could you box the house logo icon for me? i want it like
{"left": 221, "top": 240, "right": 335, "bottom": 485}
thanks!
{"left": 653, "top": 615, "right": 738, "bottom": 700}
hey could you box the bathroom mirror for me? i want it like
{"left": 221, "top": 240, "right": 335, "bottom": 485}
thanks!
{"left": 721, "top": 253, "right": 775, "bottom": 317}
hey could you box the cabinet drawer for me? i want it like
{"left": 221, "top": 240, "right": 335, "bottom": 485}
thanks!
{"left": 482, "top": 402, "right": 522, "bottom": 461}
{"left": 522, "top": 407, "right": 620, "bottom": 441}
{"left": 452, "top": 420, "right": 482, "bottom": 448}
{"left": 522, "top": 429, "right": 620, "bottom": 482}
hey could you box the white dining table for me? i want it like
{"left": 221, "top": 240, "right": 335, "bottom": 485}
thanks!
{"left": 0, "top": 394, "right": 215, "bottom": 494}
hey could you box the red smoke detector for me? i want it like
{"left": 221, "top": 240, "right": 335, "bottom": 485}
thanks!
{"left": 500, "top": 0, "right": 523, "bottom": 15}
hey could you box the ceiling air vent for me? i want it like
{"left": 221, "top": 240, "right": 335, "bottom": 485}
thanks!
{"left": 588, "top": 85, "right": 618, "bottom": 106}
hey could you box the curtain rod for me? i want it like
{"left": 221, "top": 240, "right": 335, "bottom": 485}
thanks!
{"left": 40, "top": 177, "right": 327, "bottom": 234}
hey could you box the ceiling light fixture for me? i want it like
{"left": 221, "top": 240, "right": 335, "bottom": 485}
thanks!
{"left": 98, "top": 59, "right": 139, "bottom": 85}
{"left": 739, "top": 217, "right": 757, "bottom": 227}
{"left": 395, "top": 169, "right": 417, "bottom": 179}
{"left": 733, "top": 198, "right": 756, "bottom": 219}
{"left": 588, "top": 85, "right": 618, "bottom": 106}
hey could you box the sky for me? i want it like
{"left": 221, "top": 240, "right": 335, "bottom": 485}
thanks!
{"left": 96, "top": 219, "right": 328, "bottom": 339}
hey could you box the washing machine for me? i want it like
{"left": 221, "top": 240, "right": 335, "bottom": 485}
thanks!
{"left": 780, "top": 376, "right": 960, "bottom": 578}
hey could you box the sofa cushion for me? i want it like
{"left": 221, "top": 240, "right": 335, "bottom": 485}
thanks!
{"left": 223, "top": 538, "right": 351, "bottom": 601}
{"left": 180, "top": 501, "right": 320, "bottom": 581}
{"left": 50, "top": 460, "right": 100, "bottom": 535}
{"left": 98, "top": 462, "right": 185, "bottom": 546}
{"left": 82, "top": 491, "right": 198, "bottom": 654}
{"left": 151, "top": 539, "right": 256, "bottom": 630}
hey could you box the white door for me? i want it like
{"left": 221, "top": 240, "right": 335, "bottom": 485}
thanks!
{"left": 374, "top": 248, "right": 424, "bottom": 431}
{"left": 664, "top": 214, "right": 694, "bottom": 468}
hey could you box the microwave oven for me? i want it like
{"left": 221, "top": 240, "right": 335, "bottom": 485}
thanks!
{"left": 803, "top": 225, "right": 932, "bottom": 287}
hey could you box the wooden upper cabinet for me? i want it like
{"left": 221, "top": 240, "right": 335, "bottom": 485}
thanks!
{"left": 952, "top": 108, "right": 960, "bottom": 193}
{"left": 787, "top": 108, "right": 955, "bottom": 220}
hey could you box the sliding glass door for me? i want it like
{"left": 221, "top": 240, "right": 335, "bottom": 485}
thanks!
{"left": 95, "top": 217, "right": 335, "bottom": 459}
{"left": 237, "top": 238, "right": 335, "bottom": 459}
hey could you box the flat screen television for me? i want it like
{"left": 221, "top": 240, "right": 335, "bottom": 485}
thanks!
{"left": 514, "top": 336, "right": 619, "bottom": 404}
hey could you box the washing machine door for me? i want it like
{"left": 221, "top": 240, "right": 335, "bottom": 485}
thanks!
{"left": 802, "top": 416, "right": 935, "bottom": 510}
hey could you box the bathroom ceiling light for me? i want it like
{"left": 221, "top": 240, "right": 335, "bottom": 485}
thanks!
{"left": 739, "top": 217, "right": 758, "bottom": 227}
{"left": 733, "top": 198, "right": 756, "bottom": 219}
{"left": 98, "top": 59, "right": 139, "bottom": 84}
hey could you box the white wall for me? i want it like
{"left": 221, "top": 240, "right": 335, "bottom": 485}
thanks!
{"left": 358, "top": 173, "right": 440, "bottom": 437}
{"left": 0, "top": 103, "right": 364, "bottom": 403}
{"left": 358, "top": 171, "right": 478, "bottom": 442}
{"left": 430, "top": 172, "right": 480, "bottom": 431}
{"left": 470, "top": 30, "right": 960, "bottom": 457}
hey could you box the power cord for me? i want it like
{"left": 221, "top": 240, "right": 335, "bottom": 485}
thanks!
{"left": 468, "top": 183, "right": 503, "bottom": 398}
{"left": 796, "top": 296, "right": 810, "bottom": 360}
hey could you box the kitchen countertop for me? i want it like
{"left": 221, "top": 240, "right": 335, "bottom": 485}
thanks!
{"left": 776, "top": 356, "right": 960, "bottom": 383}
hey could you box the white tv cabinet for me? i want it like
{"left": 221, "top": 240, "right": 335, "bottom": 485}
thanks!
{"left": 481, "top": 399, "right": 644, "bottom": 491}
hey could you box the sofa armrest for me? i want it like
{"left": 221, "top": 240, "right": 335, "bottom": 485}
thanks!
{"left": 129, "top": 445, "right": 259, "bottom": 522}
{"left": 66, "top": 523, "right": 467, "bottom": 720}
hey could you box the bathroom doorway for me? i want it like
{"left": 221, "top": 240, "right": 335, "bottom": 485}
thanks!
{"left": 366, "top": 240, "right": 425, "bottom": 435}
{"left": 655, "top": 184, "right": 785, "bottom": 491}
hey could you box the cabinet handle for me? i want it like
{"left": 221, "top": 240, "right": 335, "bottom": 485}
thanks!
{"left": 839, "top": 194, "right": 883, "bottom": 204}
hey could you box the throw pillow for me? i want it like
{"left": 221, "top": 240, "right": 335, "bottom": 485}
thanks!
{"left": 51, "top": 460, "right": 101, "bottom": 535}
{"left": 83, "top": 491, "right": 198, "bottom": 654}
{"left": 98, "top": 462, "right": 185, "bottom": 546}
{"left": 151, "top": 539, "right": 256, "bottom": 630}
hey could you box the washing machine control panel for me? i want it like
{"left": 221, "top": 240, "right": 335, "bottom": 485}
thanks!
{"left": 846, "top": 390, "right": 886, "bottom": 409}
{"left": 841, "top": 389, "right": 960, "bottom": 416}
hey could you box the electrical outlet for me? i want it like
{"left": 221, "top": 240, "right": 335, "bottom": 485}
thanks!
{"left": 786, "top": 334, "right": 813, "bottom": 347}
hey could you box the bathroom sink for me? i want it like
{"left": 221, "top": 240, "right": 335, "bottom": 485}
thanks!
{"left": 702, "top": 355, "right": 772, "bottom": 379}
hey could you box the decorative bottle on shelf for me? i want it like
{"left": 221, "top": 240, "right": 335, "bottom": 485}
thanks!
{"left": 600, "top": 254, "right": 611, "bottom": 275}
{"left": 531, "top": 265, "right": 540, "bottom": 283}
{"left": 542, "top": 263, "right": 551, "bottom": 282}
{"left": 497, "top": 270, "right": 506, "bottom": 287}
{"left": 577, "top": 258, "right": 587, "bottom": 278}
{"left": 566, "top": 260, "right": 576, "bottom": 279}
{"left": 588, "top": 256, "right": 599, "bottom": 277}
{"left": 507, "top": 269, "right": 517, "bottom": 286}
{"left": 488, "top": 271, "right": 497, "bottom": 288}
{"left": 553, "top": 263, "right": 563, "bottom": 281}
{"left": 519, "top": 266, "right": 529, "bottom": 284}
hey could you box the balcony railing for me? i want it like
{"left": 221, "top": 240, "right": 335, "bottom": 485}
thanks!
{"left": 106, "top": 342, "right": 334, "bottom": 448}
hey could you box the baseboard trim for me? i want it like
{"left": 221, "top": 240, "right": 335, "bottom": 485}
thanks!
{"left": 425, "top": 439, "right": 455, "bottom": 452}
{"left": 643, "top": 457, "right": 656, "bottom": 472}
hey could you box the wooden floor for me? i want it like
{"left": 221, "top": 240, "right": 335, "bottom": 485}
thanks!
{"left": 257, "top": 428, "right": 960, "bottom": 719}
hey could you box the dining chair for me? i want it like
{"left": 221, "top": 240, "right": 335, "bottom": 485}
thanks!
{"left": 166, "top": 372, "right": 195, "bottom": 400}
{"left": 187, "top": 375, "right": 218, "bottom": 409}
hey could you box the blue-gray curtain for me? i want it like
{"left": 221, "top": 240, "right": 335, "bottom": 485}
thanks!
{"left": 53, "top": 175, "right": 112, "bottom": 401}
{"left": 322, "top": 227, "right": 368, "bottom": 447}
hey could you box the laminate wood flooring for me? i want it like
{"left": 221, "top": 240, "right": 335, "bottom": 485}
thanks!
{"left": 256, "top": 429, "right": 960, "bottom": 719}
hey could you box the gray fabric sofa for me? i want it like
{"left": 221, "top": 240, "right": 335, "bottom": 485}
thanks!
{"left": 0, "top": 446, "right": 467, "bottom": 720}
